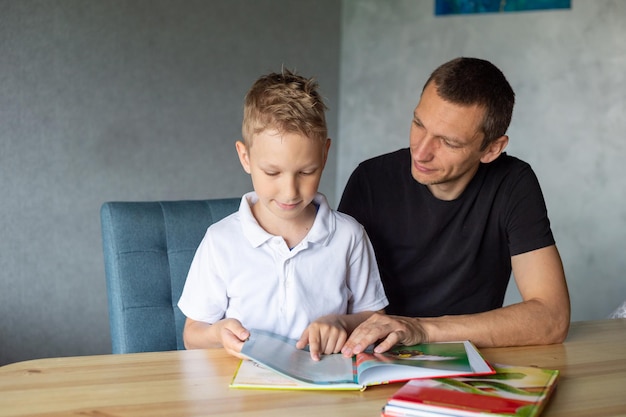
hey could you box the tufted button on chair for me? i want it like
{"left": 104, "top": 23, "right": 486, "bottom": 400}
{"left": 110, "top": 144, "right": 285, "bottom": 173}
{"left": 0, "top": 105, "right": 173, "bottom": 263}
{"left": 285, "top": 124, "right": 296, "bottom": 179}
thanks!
{"left": 100, "top": 198, "right": 239, "bottom": 353}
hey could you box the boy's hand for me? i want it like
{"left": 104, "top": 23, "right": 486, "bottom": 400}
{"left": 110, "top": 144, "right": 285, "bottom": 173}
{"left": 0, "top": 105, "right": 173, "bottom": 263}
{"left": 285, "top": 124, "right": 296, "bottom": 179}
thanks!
{"left": 216, "top": 318, "right": 250, "bottom": 359}
{"left": 296, "top": 315, "right": 348, "bottom": 361}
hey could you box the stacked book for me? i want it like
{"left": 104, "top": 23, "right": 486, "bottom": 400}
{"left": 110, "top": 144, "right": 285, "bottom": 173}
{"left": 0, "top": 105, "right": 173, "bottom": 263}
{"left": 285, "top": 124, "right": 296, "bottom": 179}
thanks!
{"left": 381, "top": 363, "right": 559, "bottom": 417}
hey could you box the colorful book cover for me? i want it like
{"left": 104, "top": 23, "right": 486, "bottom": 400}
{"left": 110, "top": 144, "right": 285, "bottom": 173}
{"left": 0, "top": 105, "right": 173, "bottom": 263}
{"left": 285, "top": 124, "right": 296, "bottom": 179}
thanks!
{"left": 383, "top": 363, "right": 559, "bottom": 417}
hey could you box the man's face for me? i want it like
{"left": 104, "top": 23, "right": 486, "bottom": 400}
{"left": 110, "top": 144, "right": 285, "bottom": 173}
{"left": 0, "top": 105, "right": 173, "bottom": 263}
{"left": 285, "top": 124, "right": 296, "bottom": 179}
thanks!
{"left": 409, "top": 82, "right": 490, "bottom": 201}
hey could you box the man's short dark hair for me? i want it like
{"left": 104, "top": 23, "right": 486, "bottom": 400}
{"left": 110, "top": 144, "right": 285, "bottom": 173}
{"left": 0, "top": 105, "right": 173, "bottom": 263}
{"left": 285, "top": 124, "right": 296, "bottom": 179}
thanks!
{"left": 424, "top": 57, "right": 515, "bottom": 150}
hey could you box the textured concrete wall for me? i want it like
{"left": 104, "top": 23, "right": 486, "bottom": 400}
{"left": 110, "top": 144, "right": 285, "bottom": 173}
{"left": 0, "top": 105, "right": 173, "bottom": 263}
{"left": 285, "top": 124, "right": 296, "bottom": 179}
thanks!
{"left": 0, "top": 0, "right": 340, "bottom": 365}
{"left": 2, "top": 0, "right": 623, "bottom": 366}
{"left": 337, "top": 0, "right": 626, "bottom": 321}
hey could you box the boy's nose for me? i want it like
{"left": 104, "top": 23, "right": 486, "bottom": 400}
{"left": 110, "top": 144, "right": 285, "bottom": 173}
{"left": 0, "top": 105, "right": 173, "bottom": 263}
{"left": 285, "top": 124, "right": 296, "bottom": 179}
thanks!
{"left": 283, "top": 175, "right": 299, "bottom": 199}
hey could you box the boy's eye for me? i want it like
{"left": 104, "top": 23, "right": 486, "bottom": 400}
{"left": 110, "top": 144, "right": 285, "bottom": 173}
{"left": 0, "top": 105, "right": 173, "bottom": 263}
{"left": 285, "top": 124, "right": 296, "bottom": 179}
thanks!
{"left": 299, "top": 170, "right": 315, "bottom": 176}
{"left": 264, "top": 171, "right": 279, "bottom": 177}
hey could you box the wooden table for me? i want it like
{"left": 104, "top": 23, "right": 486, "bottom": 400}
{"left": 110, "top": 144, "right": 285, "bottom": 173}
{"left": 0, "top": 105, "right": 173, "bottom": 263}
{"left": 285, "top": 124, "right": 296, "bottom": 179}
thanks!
{"left": 1, "top": 319, "right": 625, "bottom": 417}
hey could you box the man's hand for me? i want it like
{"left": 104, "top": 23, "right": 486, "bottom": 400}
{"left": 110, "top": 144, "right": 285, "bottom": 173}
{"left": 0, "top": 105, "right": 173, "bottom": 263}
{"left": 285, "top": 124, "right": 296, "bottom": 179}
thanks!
{"left": 341, "top": 312, "right": 428, "bottom": 357}
{"left": 296, "top": 315, "right": 348, "bottom": 361}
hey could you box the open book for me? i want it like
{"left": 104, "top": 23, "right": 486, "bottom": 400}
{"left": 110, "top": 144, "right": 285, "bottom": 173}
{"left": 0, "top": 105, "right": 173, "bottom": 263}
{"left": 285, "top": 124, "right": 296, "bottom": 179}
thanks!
{"left": 230, "top": 329, "right": 494, "bottom": 391}
{"left": 382, "top": 363, "right": 559, "bottom": 417}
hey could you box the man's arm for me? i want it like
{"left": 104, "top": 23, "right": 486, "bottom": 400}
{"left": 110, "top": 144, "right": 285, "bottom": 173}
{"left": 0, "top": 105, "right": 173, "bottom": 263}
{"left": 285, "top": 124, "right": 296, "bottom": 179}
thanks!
{"left": 342, "top": 245, "right": 570, "bottom": 356}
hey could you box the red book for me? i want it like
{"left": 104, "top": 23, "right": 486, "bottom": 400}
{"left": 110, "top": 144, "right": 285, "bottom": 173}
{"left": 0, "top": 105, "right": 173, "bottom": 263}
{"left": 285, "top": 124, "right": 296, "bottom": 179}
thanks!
{"left": 382, "top": 363, "right": 559, "bottom": 417}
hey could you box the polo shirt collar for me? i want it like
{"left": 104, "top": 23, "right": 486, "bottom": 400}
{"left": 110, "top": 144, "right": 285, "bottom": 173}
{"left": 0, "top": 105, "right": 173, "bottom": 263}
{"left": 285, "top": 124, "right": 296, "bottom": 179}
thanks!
{"left": 239, "top": 192, "right": 335, "bottom": 249}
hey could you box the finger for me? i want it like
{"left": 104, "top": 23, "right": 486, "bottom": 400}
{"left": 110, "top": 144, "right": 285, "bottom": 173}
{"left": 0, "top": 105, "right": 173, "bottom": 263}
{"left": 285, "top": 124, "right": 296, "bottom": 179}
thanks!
{"left": 330, "top": 332, "right": 348, "bottom": 354}
{"left": 295, "top": 331, "right": 309, "bottom": 350}
{"left": 238, "top": 328, "right": 250, "bottom": 341}
{"left": 320, "top": 328, "right": 347, "bottom": 354}
{"left": 341, "top": 314, "right": 382, "bottom": 354}
{"left": 342, "top": 333, "right": 372, "bottom": 356}
{"left": 222, "top": 332, "right": 246, "bottom": 355}
{"left": 341, "top": 330, "right": 361, "bottom": 356}
{"left": 308, "top": 330, "right": 322, "bottom": 361}
{"left": 309, "top": 341, "right": 321, "bottom": 361}
{"left": 224, "top": 319, "right": 250, "bottom": 342}
{"left": 350, "top": 324, "right": 385, "bottom": 354}
{"left": 373, "top": 332, "right": 402, "bottom": 353}
{"left": 321, "top": 333, "right": 336, "bottom": 355}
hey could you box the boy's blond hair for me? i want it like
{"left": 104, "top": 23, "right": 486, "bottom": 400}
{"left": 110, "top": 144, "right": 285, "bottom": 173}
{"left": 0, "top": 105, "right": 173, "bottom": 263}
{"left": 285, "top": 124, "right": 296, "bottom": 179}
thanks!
{"left": 242, "top": 68, "right": 328, "bottom": 146}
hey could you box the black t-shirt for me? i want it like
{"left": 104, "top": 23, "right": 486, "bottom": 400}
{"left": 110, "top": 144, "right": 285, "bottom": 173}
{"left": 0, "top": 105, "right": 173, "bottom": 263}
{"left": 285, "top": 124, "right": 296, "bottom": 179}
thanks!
{"left": 338, "top": 148, "right": 555, "bottom": 317}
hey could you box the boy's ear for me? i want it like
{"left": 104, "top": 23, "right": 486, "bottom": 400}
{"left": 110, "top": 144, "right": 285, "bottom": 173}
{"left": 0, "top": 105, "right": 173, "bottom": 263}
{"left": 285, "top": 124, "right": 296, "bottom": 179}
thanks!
{"left": 322, "top": 138, "right": 331, "bottom": 166}
{"left": 235, "top": 141, "right": 251, "bottom": 174}
{"left": 480, "top": 135, "right": 508, "bottom": 164}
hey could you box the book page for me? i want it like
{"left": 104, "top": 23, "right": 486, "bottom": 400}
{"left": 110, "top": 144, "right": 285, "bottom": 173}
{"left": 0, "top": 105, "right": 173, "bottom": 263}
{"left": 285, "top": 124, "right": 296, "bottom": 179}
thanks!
{"left": 464, "top": 340, "right": 495, "bottom": 374}
{"left": 230, "top": 360, "right": 363, "bottom": 390}
{"left": 240, "top": 330, "right": 355, "bottom": 385}
{"left": 357, "top": 341, "right": 492, "bottom": 386}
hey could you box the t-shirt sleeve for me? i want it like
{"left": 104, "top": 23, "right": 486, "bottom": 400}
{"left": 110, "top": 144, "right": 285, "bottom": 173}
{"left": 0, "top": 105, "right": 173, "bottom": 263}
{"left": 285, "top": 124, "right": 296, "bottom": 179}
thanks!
{"left": 345, "top": 224, "right": 389, "bottom": 313}
{"left": 504, "top": 165, "right": 555, "bottom": 256}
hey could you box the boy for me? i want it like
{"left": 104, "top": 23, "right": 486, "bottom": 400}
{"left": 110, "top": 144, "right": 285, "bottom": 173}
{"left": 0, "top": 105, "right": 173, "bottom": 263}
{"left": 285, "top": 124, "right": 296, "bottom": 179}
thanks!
{"left": 178, "top": 69, "right": 388, "bottom": 361}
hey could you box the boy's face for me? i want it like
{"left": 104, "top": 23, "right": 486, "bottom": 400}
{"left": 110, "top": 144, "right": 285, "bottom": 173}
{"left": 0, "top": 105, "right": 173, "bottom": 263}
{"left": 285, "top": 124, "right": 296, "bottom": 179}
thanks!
{"left": 236, "top": 129, "right": 330, "bottom": 226}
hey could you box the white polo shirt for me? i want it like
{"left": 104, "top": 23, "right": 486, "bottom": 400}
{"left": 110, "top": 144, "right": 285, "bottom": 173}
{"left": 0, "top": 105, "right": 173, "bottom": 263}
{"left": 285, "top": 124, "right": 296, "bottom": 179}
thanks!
{"left": 178, "top": 192, "right": 388, "bottom": 340}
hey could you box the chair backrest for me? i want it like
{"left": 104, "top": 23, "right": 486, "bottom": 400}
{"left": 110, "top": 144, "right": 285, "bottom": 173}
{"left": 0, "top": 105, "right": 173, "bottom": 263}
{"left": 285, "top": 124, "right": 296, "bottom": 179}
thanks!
{"left": 100, "top": 198, "right": 240, "bottom": 354}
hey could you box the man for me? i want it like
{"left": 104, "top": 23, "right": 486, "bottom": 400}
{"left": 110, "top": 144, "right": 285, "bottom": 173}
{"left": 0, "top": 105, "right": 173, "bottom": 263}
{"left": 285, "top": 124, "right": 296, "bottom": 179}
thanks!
{"left": 338, "top": 57, "right": 570, "bottom": 357}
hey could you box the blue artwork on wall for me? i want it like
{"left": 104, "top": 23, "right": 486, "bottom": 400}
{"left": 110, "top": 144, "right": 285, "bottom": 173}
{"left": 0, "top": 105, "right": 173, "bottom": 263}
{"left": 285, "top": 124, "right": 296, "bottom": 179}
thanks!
{"left": 435, "top": 0, "right": 571, "bottom": 15}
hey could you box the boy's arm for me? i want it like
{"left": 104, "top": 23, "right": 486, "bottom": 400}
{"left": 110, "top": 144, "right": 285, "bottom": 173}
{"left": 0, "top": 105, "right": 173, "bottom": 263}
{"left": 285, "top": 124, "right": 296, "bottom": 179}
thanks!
{"left": 296, "top": 310, "right": 384, "bottom": 361}
{"left": 183, "top": 317, "right": 250, "bottom": 358}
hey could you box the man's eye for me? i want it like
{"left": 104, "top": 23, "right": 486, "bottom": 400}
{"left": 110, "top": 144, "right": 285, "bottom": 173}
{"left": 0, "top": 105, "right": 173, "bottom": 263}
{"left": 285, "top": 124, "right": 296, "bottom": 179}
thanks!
{"left": 443, "top": 140, "right": 462, "bottom": 149}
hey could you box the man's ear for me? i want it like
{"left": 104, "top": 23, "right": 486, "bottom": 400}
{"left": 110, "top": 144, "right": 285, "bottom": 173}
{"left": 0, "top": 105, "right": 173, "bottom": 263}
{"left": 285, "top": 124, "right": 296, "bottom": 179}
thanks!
{"left": 235, "top": 141, "right": 251, "bottom": 174}
{"left": 480, "top": 135, "right": 509, "bottom": 164}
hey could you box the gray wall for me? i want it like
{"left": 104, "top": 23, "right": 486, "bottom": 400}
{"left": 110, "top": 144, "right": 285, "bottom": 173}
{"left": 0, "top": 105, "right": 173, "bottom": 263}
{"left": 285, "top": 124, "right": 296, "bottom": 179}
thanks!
{"left": 337, "top": 0, "right": 626, "bottom": 322}
{"left": 0, "top": 0, "right": 340, "bottom": 365}
{"left": 2, "top": 0, "right": 624, "bottom": 366}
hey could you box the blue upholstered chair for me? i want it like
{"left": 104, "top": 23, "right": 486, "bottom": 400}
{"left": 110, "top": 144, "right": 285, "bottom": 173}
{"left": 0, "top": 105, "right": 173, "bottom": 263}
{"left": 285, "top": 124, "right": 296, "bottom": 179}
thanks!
{"left": 100, "top": 198, "right": 240, "bottom": 354}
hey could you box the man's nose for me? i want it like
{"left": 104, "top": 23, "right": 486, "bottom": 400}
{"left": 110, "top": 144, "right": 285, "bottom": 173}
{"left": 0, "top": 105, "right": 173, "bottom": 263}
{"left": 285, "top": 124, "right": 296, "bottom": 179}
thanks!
{"left": 411, "top": 134, "right": 436, "bottom": 161}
